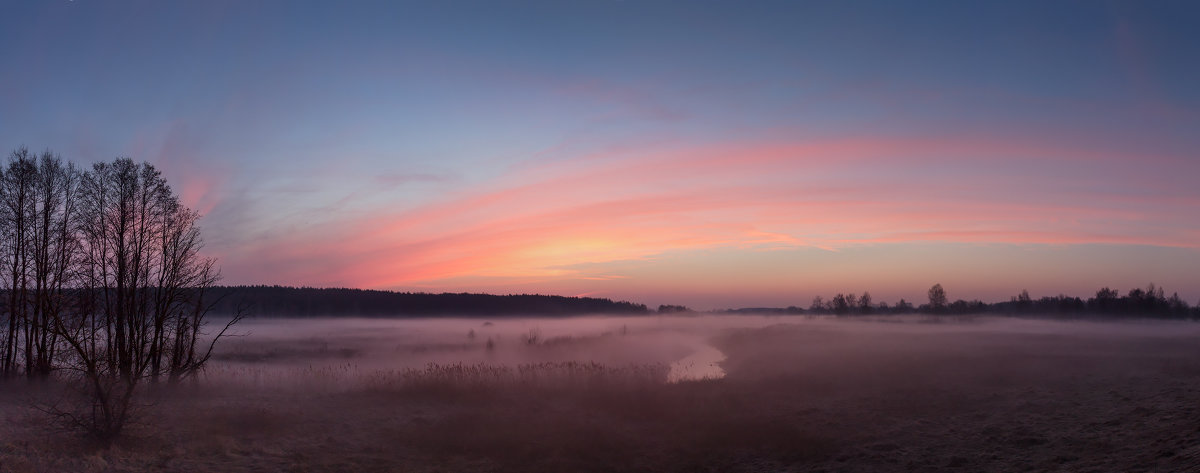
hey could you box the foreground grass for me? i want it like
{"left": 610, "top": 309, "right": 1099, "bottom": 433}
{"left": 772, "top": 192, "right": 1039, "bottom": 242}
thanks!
{"left": 0, "top": 361, "right": 831, "bottom": 473}
{"left": 4, "top": 319, "right": 1200, "bottom": 472}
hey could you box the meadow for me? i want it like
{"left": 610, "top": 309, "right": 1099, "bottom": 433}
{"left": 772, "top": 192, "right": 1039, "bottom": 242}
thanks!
{"left": 2, "top": 315, "right": 1199, "bottom": 472}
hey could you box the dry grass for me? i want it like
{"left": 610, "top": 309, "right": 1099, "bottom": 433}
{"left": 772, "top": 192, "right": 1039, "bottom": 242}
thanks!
{"left": 0, "top": 358, "right": 831, "bottom": 473}
{"left": 4, "top": 317, "right": 1200, "bottom": 472}
{"left": 363, "top": 361, "right": 669, "bottom": 396}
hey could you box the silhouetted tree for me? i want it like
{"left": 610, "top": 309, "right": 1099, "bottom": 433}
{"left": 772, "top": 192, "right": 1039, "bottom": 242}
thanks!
{"left": 948, "top": 299, "right": 987, "bottom": 314}
{"left": 1012, "top": 289, "right": 1032, "bottom": 312}
{"left": 1167, "top": 293, "right": 1188, "bottom": 317}
{"left": 830, "top": 293, "right": 849, "bottom": 315}
{"left": 0, "top": 149, "right": 81, "bottom": 379}
{"left": 859, "top": 292, "right": 873, "bottom": 314}
{"left": 927, "top": 284, "right": 947, "bottom": 313}
{"left": 657, "top": 304, "right": 692, "bottom": 314}
{"left": 1091, "top": 287, "right": 1119, "bottom": 312}
{"left": 0, "top": 149, "right": 37, "bottom": 377}
{"left": 49, "top": 158, "right": 239, "bottom": 443}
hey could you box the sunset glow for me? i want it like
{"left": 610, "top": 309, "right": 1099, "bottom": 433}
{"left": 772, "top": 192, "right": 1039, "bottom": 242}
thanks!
{"left": 3, "top": 1, "right": 1198, "bottom": 308}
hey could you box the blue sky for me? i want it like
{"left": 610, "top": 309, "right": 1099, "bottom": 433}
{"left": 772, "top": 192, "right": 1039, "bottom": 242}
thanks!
{"left": 2, "top": 1, "right": 1198, "bottom": 308}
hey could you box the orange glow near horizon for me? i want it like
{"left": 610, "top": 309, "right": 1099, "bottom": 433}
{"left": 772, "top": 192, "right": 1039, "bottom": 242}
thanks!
{"left": 209, "top": 135, "right": 1200, "bottom": 307}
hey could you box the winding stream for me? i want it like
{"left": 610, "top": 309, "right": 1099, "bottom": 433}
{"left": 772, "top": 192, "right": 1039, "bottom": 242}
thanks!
{"left": 668, "top": 337, "right": 726, "bottom": 382}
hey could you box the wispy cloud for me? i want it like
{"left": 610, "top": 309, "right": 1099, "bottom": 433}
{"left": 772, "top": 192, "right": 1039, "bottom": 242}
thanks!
{"left": 216, "top": 134, "right": 1200, "bottom": 291}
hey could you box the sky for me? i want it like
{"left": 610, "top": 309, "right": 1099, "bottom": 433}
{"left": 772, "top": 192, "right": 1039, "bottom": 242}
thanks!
{"left": 1, "top": 0, "right": 1199, "bottom": 309}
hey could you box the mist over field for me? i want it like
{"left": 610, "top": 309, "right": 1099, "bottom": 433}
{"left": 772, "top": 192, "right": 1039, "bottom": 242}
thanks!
{"left": 5, "top": 0, "right": 1200, "bottom": 471}
{"left": 5, "top": 313, "right": 1200, "bottom": 472}
{"left": 201, "top": 314, "right": 1200, "bottom": 387}
{"left": 206, "top": 315, "right": 732, "bottom": 386}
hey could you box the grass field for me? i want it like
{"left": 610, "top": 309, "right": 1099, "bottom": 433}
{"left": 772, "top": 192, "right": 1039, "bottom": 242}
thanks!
{"left": 2, "top": 315, "right": 1199, "bottom": 472}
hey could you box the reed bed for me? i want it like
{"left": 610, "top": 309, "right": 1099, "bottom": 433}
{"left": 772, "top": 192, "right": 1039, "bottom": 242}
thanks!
{"left": 198, "top": 361, "right": 670, "bottom": 394}
{"left": 368, "top": 361, "right": 669, "bottom": 394}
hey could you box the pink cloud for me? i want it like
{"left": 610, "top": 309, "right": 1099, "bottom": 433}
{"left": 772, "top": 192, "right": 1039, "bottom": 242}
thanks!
{"left": 219, "top": 135, "right": 1200, "bottom": 291}
{"left": 120, "top": 120, "right": 230, "bottom": 216}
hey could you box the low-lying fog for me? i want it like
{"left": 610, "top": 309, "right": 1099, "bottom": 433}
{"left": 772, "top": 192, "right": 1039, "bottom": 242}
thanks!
{"left": 10, "top": 313, "right": 1200, "bottom": 472}
{"left": 205, "top": 314, "right": 1200, "bottom": 388}
{"left": 209, "top": 314, "right": 735, "bottom": 386}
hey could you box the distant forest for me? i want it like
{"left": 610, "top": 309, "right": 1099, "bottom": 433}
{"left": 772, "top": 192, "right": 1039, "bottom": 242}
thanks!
{"left": 207, "top": 285, "right": 650, "bottom": 317}
{"left": 738, "top": 283, "right": 1200, "bottom": 319}
{"left": 208, "top": 283, "right": 1200, "bottom": 320}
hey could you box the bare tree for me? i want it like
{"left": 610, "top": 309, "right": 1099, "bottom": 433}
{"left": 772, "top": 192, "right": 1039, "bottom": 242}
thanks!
{"left": 830, "top": 293, "right": 849, "bottom": 315}
{"left": 0, "top": 150, "right": 239, "bottom": 442}
{"left": 928, "top": 283, "right": 947, "bottom": 313}
{"left": 49, "top": 158, "right": 239, "bottom": 442}
{"left": 27, "top": 152, "right": 80, "bottom": 377}
{"left": 1, "top": 148, "right": 38, "bottom": 378}
{"left": 809, "top": 296, "right": 824, "bottom": 312}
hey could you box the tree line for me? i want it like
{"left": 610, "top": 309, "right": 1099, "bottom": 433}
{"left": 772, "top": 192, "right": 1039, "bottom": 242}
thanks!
{"left": 205, "top": 285, "right": 650, "bottom": 317}
{"left": 798, "top": 283, "right": 1199, "bottom": 319}
{"left": 207, "top": 283, "right": 1198, "bottom": 319}
{"left": 0, "top": 147, "right": 234, "bottom": 442}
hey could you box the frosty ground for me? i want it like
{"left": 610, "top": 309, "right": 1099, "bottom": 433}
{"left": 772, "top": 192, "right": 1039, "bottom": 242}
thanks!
{"left": 2, "top": 315, "right": 1199, "bottom": 472}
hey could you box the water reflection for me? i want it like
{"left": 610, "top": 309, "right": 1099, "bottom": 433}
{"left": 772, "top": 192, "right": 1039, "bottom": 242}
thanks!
{"left": 668, "top": 338, "right": 726, "bottom": 382}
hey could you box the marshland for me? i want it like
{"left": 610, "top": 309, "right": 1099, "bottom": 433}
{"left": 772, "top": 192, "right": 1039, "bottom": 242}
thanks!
{"left": 5, "top": 1, "right": 1200, "bottom": 471}
{"left": 4, "top": 314, "right": 1200, "bottom": 472}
